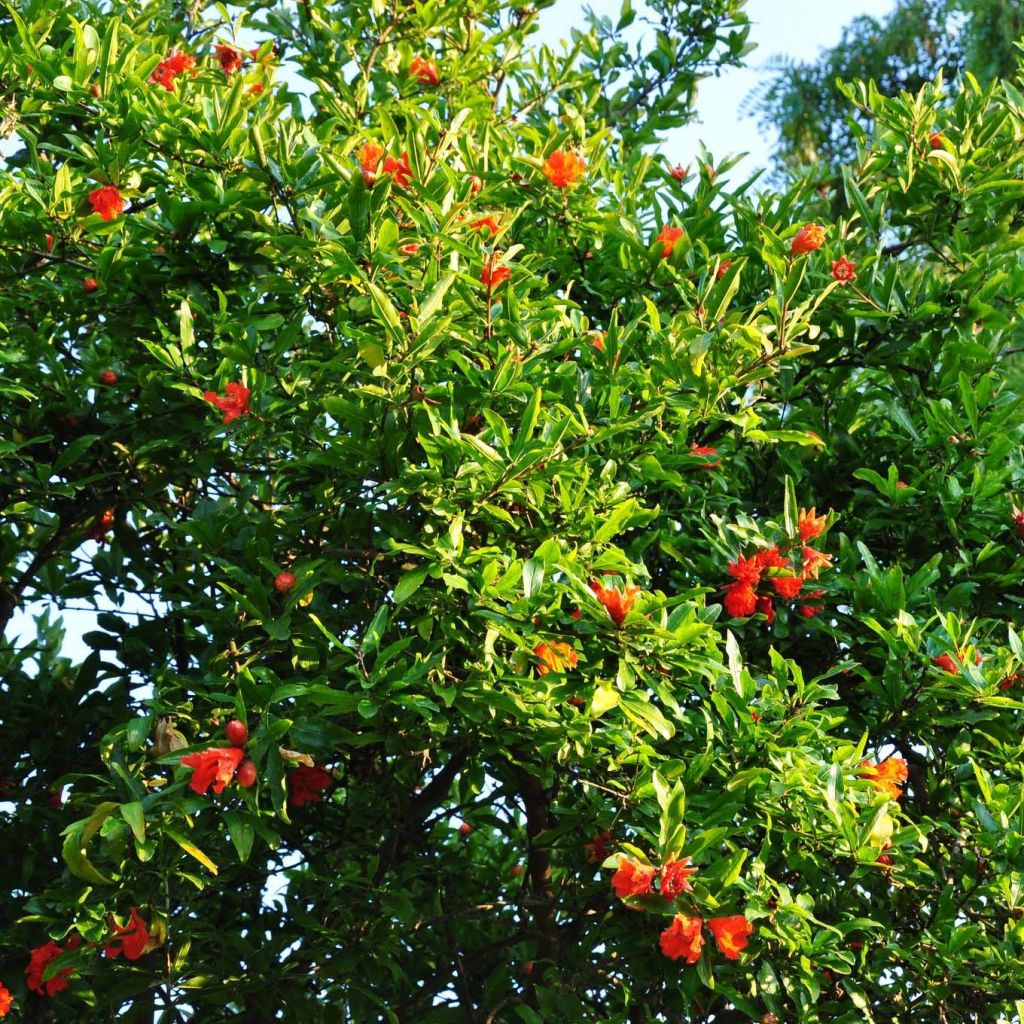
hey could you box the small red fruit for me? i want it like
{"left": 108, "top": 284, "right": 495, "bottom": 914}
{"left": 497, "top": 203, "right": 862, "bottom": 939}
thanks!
{"left": 275, "top": 571, "right": 296, "bottom": 593}
{"left": 225, "top": 719, "right": 248, "bottom": 747}
{"left": 510, "top": 865, "right": 524, "bottom": 876}
{"left": 459, "top": 823, "right": 472, "bottom": 836}
{"left": 99, "top": 370, "right": 118, "bottom": 385}
{"left": 237, "top": 759, "right": 257, "bottom": 788}
{"left": 83, "top": 277, "right": 100, "bottom": 292}
{"left": 90, "top": 83, "right": 101, "bottom": 98}
{"left": 467, "top": 175, "right": 483, "bottom": 194}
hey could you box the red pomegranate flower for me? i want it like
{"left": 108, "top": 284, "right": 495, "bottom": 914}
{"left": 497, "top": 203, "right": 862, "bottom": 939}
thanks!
{"left": 860, "top": 756, "right": 908, "bottom": 800}
{"left": 791, "top": 223, "right": 825, "bottom": 254}
{"left": 103, "top": 907, "right": 150, "bottom": 961}
{"left": 755, "top": 594, "right": 775, "bottom": 624}
{"left": 89, "top": 508, "right": 115, "bottom": 543}
{"left": 590, "top": 580, "right": 640, "bottom": 626}
{"left": 215, "top": 44, "right": 245, "bottom": 75}
{"left": 660, "top": 857, "right": 698, "bottom": 899}
{"left": 358, "top": 141, "right": 384, "bottom": 183}
{"left": 470, "top": 215, "right": 501, "bottom": 235}
{"left": 798, "top": 507, "right": 828, "bottom": 540}
{"left": 88, "top": 185, "right": 124, "bottom": 222}
{"left": 689, "top": 444, "right": 720, "bottom": 468}
{"left": 534, "top": 640, "right": 578, "bottom": 676}
{"left": 657, "top": 225, "right": 684, "bottom": 259}
{"left": 723, "top": 581, "right": 757, "bottom": 618}
{"left": 288, "top": 764, "right": 332, "bottom": 807}
{"left": 929, "top": 131, "right": 945, "bottom": 149}
{"left": 659, "top": 914, "right": 703, "bottom": 963}
{"left": 707, "top": 915, "right": 754, "bottom": 960}
{"left": 542, "top": 149, "right": 586, "bottom": 188}
{"left": 798, "top": 589, "right": 826, "bottom": 618}
{"left": 611, "top": 856, "right": 656, "bottom": 900}
{"left": 585, "top": 829, "right": 613, "bottom": 863}
{"left": 410, "top": 56, "right": 439, "bottom": 86}
{"left": 382, "top": 151, "right": 413, "bottom": 188}
{"left": 831, "top": 256, "right": 857, "bottom": 283}
{"left": 149, "top": 50, "right": 196, "bottom": 90}
{"left": 800, "top": 545, "right": 832, "bottom": 580}
{"left": 669, "top": 164, "right": 688, "bottom": 182}
{"left": 0, "top": 982, "right": 11, "bottom": 1016}
{"left": 180, "top": 747, "right": 245, "bottom": 795}
{"left": 481, "top": 254, "right": 511, "bottom": 291}
{"left": 26, "top": 938, "right": 80, "bottom": 997}
{"left": 203, "top": 381, "right": 250, "bottom": 423}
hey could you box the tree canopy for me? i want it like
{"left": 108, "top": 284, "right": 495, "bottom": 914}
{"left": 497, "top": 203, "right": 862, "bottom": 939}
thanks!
{"left": 2, "top": 1, "right": 1024, "bottom": 1022}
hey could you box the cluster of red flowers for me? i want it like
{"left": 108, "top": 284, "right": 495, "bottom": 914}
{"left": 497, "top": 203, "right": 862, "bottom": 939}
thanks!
{"left": 0, "top": 982, "right": 10, "bottom": 1017}
{"left": 357, "top": 142, "right": 413, "bottom": 188}
{"left": 149, "top": 50, "right": 196, "bottom": 90}
{"left": 610, "top": 854, "right": 754, "bottom": 964}
{"left": 26, "top": 909, "right": 152, "bottom": 1000}
{"left": 721, "top": 508, "right": 832, "bottom": 622}
{"left": 203, "top": 381, "right": 250, "bottom": 423}
{"left": 859, "top": 756, "right": 908, "bottom": 801}
{"left": 181, "top": 746, "right": 330, "bottom": 808}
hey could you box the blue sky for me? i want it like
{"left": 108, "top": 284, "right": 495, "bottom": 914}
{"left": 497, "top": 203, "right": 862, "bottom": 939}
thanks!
{"left": 538, "top": 0, "right": 897, "bottom": 178}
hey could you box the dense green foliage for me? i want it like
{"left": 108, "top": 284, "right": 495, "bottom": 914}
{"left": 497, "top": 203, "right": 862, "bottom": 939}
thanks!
{"left": 2, "top": 1, "right": 1024, "bottom": 1022}
{"left": 749, "top": 0, "right": 1024, "bottom": 178}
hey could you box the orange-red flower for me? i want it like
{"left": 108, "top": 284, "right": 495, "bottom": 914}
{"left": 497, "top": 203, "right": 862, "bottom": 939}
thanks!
{"left": 929, "top": 131, "right": 945, "bottom": 149}
{"left": 1014, "top": 506, "right": 1024, "bottom": 538}
{"left": 26, "top": 938, "right": 80, "bottom": 996}
{"left": 358, "top": 141, "right": 384, "bottom": 183}
{"left": 103, "top": 907, "right": 150, "bottom": 961}
{"left": 769, "top": 575, "right": 803, "bottom": 599}
{"left": 669, "top": 164, "right": 688, "bottom": 182}
{"left": 382, "top": 151, "right": 413, "bottom": 188}
{"left": 215, "top": 43, "right": 245, "bottom": 75}
{"left": 716, "top": 257, "right": 733, "bottom": 280}
{"left": 831, "top": 256, "right": 857, "bottom": 283}
{"left": 288, "top": 764, "right": 332, "bottom": 807}
{"left": 728, "top": 554, "right": 762, "bottom": 585}
{"left": 410, "top": 55, "right": 439, "bottom": 86}
{"left": 586, "top": 829, "right": 613, "bottom": 863}
{"left": 801, "top": 545, "right": 832, "bottom": 580}
{"left": 149, "top": 50, "right": 196, "bottom": 90}
{"left": 180, "top": 747, "right": 245, "bottom": 795}
{"left": 755, "top": 594, "right": 775, "bottom": 624}
{"left": 542, "top": 149, "right": 586, "bottom": 188}
{"left": 611, "top": 856, "right": 656, "bottom": 900}
{"left": 791, "top": 223, "right": 825, "bottom": 254}
{"left": 707, "top": 915, "right": 754, "bottom": 960}
{"left": 0, "top": 982, "right": 11, "bottom": 1017}
{"left": 659, "top": 914, "right": 704, "bottom": 963}
{"left": 798, "top": 589, "right": 825, "bottom": 618}
{"left": 860, "top": 756, "right": 908, "bottom": 800}
{"left": 754, "top": 546, "right": 788, "bottom": 571}
{"left": 203, "top": 381, "right": 250, "bottom": 423}
{"left": 660, "top": 857, "right": 698, "bottom": 900}
{"left": 481, "top": 255, "right": 511, "bottom": 291}
{"left": 534, "top": 640, "right": 578, "bottom": 676}
{"left": 88, "top": 185, "right": 124, "bottom": 222}
{"left": 89, "top": 508, "right": 115, "bottom": 543}
{"left": 590, "top": 580, "right": 640, "bottom": 626}
{"left": 689, "top": 444, "right": 720, "bottom": 468}
{"left": 469, "top": 214, "right": 501, "bottom": 235}
{"left": 588, "top": 330, "right": 606, "bottom": 352}
{"left": 723, "top": 581, "right": 757, "bottom": 618}
{"left": 657, "top": 225, "right": 684, "bottom": 259}
{"left": 798, "top": 507, "right": 828, "bottom": 540}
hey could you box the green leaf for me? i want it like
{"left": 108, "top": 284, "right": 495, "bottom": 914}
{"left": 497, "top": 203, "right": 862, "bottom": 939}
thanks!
{"left": 61, "top": 802, "right": 119, "bottom": 884}
{"left": 120, "top": 801, "right": 146, "bottom": 843}
{"left": 224, "top": 811, "right": 255, "bottom": 863}
{"left": 166, "top": 828, "right": 219, "bottom": 875}
{"left": 393, "top": 565, "right": 429, "bottom": 605}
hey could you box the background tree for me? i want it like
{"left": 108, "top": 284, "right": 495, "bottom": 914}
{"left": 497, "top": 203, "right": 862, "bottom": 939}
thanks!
{"left": 1, "top": 1, "right": 1024, "bottom": 1022}
{"left": 748, "top": 0, "right": 1024, "bottom": 178}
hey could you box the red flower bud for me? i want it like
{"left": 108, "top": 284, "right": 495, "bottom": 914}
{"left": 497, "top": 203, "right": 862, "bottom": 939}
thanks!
{"left": 99, "top": 370, "right": 118, "bottom": 385}
{"left": 83, "top": 277, "right": 100, "bottom": 292}
{"left": 459, "top": 823, "right": 472, "bottom": 836}
{"left": 275, "top": 571, "right": 296, "bottom": 593}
